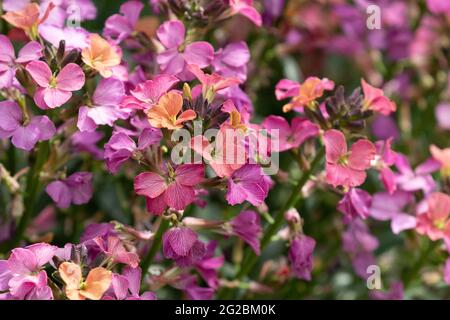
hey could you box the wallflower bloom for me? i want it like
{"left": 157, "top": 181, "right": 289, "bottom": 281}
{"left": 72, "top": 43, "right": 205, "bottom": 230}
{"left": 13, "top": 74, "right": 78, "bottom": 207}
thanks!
{"left": 45, "top": 172, "right": 93, "bottom": 209}
{"left": 123, "top": 74, "right": 179, "bottom": 110}
{"left": 226, "top": 164, "right": 270, "bottom": 206}
{"left": 230, "top": 210, "right": 262, "bottom": 255}
{"left": 0, "top": 35, "right": 42, "bottom": 88}
{"left": 104, "top": 128, "right": 162, "bottom": 173}
{"left": 82, "top": 34, "right": 122, "bottom": 78}
{"left": 156, "top": 20, "right": 214, "bottom": 79}
{"left": 395, "top": 154, "right": 439, "bottom": 194}
{"left": 229, "top": 0, "right": 262, "bottom": 27}
{"left": 361, "top": 79, "right": 397, "bottom": 116}
{"left": 337, "top": 188, "right": 372, "bottom": 223}
{"left": 194, "top": 242, "right": 224, "bottom": 289}
{"left": 416, "top": 192, "right": 450, "bottom": 241}
{"left": 262, "top": 115, "right": 319, "bottom": 152}
{"left": 430, "top": 145, "right": 450, "bottom": 177}
{"left": 212, "top": 41, "right": 250, "bottom": 82}
{"left": 275, "top": 77, "right": 334, "bottom": 112}
{"left": 324, "top": 129, "right": 376, "bottom": 188}
{"left": 373, "top": 138, "right": 398, "bottom": 194}
{"left": 93, "top": 236, "right": 139, "bottom": 268}
{"left": 103, "top": 267, "right": 156, "bottom": 300}
{"left": 26, "top": 61, "right": 85, "bottom": 109}
{"left": 162, "top": 227, "right": 206, "bottom": 267}
{"left": 104, "top": 0, "right": 144, "bottom": 43}
{"left": 59, "top": 262, "right": 112, "bottom": 300}
{"left": 288, "top": 234, "right": 316, "bottom": 281}
{"left": 0, "top": 243, "right": 57, "bottom": 300}
{"left": 0, "top": 101, "right": 55, "bottom": 151}
{"left": 146, "top": 92, "right": 196, "bottom": 130}
{"left": 2, "top": 2, "right": 55, "bottom": 38}
{"left": 77, "top": 78, "right": 130, "bottom": 131}
{"left": 134, "top": 164, "right": 204, "bottom": 214}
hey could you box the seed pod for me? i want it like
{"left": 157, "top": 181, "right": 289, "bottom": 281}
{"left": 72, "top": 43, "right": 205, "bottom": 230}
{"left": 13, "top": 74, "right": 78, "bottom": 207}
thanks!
{"left": 56, "top": 40, "right": 66, "bottom": 64}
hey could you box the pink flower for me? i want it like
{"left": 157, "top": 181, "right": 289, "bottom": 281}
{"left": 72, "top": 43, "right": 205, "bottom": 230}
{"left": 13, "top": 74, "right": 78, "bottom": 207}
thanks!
{"left": 226, "top": 164, "right": 270, "bottom": 206}
{"left": 373, "top": 138, "right": 398, "bottom": 194}
{"left": 371, "top": 282, "right": 404, "bottom": 300}
{"left": 430, "top": 144, "right": 450, "bottom": 177}
{"left": 229, "top": 0, "right": 262, "bottom": 27}
{"left": 134, "top": 164, "right": 204, "bottom": 215}
{"left": 288, "top": 234, "right": 315, "bottom": 281}
{"left": 337, "top": 188, "right": 372, "bottom": 223}
{"left": 262, "top": 115, "right": 319, "bottom": 152}
{"left": 26, "top": 61, "right": 85, "bottom": 109}
{"left": 93, "top": 236, "right": 139, "bottom": 268}
{"left": 0, "top": 35, "right": 42, "bottom": 88}
{"left": 162, "top": 227, "right": 206, "bottom": 267}
{"left": 416, "top": 192, "right": 450, "bottom": 241}
{"left": 194, "top": 241, "right": 224, "bottom": 289}
{"left": 323, "top": 129, "right": 376, "bottom": 188}
{"left": 77, "top": 78, "right": 130, "bottom": 131}
{"left": 212, "top": 41, "right": 250, "bottom": 82}
{"left": 156, "top": 20, "right": 214, "bottom": 79}
{"left": 444, "top": 258, "right": 450, "bottom": 285}
{"left": 230, "top": 210, "right": 262, "bottom": 255}
{"left": 123, "top": 74, "right": 179, "bottom": 110}
{"left": 45, "top": 172, "right": 93, "bottom": 209}
{"left": 104, "top": 0, "right": 144, "bottom": 43}
{"left": 103, "top": 267, "right": 156, "bottom": 300}
{"left": 361, "top": 79, "right": 397, "bottom": 116}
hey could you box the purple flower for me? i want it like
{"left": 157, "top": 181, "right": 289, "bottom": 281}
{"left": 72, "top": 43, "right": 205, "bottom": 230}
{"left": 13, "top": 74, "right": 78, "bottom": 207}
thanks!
{"left": 39, "top": 26, "right": 89, "bottom": 50}
{"left": 371, "top": 282, "right": 404, "bottom": 300}
{"left": 212, "top": 42, "right": 250, "bottom": 82}
{"left": 436, "top": 103, "right": 450, "bottom": 130}
{"left": 80, "top": 222, "right": 115, "bottom": 243}
{"left": 162, "top": 227, "right": 206, "bottom": 267}
{"left": 374, "top": 138, "right": 398, "bottom": 194}
{"left": 426, "top": 0, "right": 450, "bottom": 17}
{"left": 230, "top": 210, "right": 262, "bottom": 255}
{"left": 0, "top": 243, "right": 57, "bottom": 300}
{"left": 288, "top": 234, "right": 316, "bottom": 281}
{"left": 370, "top": 115, "right": 400, "bottom": 141}
{"left": 156, "top": 20, "right": 214, "bottom": 79}
{"left": 0, "top": 35, "right": 42, "bottom": 88}
{"left": 104, "top": 128, "right": 161, "bottom": 173}
{"left": 103, "top": 267, "right": 156, "bottom": 300}
{"left": 337, "top": 188, "right": 372, "bottom": 223}
{"left": 444, "top": 258, "right": 450, "bottom": 285}
{"left": 370, "top": 191, "right": 416, "bottom": 234}
{"left": 395, "top": 154, "right": 438, "bottom": 195}
{"left": 104, "top": 1, "right": 143, "bottom": 43}
{"left": 71, "top": 130, "right": 104, "bottom": 160}
{"left": 77, "top": 78, "right": 130, "bottom": 131}
{"left": 262, "top": 115, "right": 319, "bottom": 152}
{"left": 194, "top": 241, "right": 224, "bottom": 289}
{"left": 175, "top": 275, "right": 214, "bottom": 300}
{"left": 0, "top": 101, "right": 55, "bottom": 151}
{"left": 226, "top": 164, "right": 270, "bottom": 206}
{"left": 45, "top": 172, "right": 93, "bottom": 209}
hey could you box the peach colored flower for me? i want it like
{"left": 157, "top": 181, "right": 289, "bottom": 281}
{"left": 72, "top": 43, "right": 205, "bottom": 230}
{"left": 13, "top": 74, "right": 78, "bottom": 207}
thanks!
{"left": 81, "top": 34, "right": 121, "bottom": 78}
{"left": 430, "top": 145, "right": 450, "bottom": 176}
{"left": 146, "top": 92, "right": 196, "bottom": 130}
{"left": 58, "top": 262, "right": 112, "bottom": 300}
{"left": 416, "top": 192, "right": 450, "bottom": 241}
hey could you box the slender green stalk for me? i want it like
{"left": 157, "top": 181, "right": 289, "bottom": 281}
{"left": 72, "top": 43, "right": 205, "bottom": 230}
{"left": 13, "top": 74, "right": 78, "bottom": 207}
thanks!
{"left": 140, "top": 218, "right": 170, "bottom": 280}
{"left": 2, "top": 141, "right": 50, "bottom": 252}
{"left": 219, "top": 147, "right": 325, "bottom": 299}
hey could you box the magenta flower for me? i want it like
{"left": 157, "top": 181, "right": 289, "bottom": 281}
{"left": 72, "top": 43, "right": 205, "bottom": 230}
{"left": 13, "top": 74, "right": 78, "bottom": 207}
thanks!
{"left": 93, "top": 236, "right": 139, "bottom": 268}
{"left": 370, "top": 191, "right": 416, "bottom": 234}
{"left": 0, "top": 243, "right": 57, "bottom": 300}
{"left": 122, "top": 74, "right": 179, "bottom": 110}
{"left": 71, "top": 130, "right": 104, "bottom": 160}
{"left": 26, "top": 61, "right": 85, "bottom": 109}
{"left": 323, "top": 129, "right": 376, "bottom": 188}
{"left": 0, "top": 101, "right": 55, "bottom": 151}
{"left": 0, "top": 35, "right": 42, "bottom": 88}
{"left": 230, "top": 210, "right": 262, "bottom": 255}
{"left": 104, "top": 0, "right": 144, "bottom": 43}
{"left": 444, "top": 258, "right": 450, "bottom": 285}
{"left": 194, "top": 241, "right": 224, "bottom": 289}
{"left": 373, "top": 138, "right": 398, "bottom": 194}
{"left": 416, "top": 192, "right": 450, "bottom": 241}
{"left": 229, "top": 0, "right": 262, "bottom": 27}
{"left": 337, "top": 188, "right": 372, "bottom": 223}
{"left": 162, "top": 227, "right": 206, "bottom": 267}
{"left": 77, "top": 78, "right": 130, "bottom": 131}
{"left": 262, "top": 115, "right": 319, "bottom": 152}
{"left": 361, "top": 79, "right": 397, "bottom": 116}
{"left": 45, "top": 172, "right": 93, "bottom": 209}
{"left": 156, "top": 20, "right": 214, "bottom": 79}
{"left": 134, "top": 164, "right": 205, "bottom": 215}
{"left": 175, "top": 274, "right": 214, "bottom": 300}
{"left": 226, "top": 164, "right": 270, "bottom": 206}
{"left": 104, "top": 128, "right": 162, "bottom": 173}
{"left": 371, "top": 282, "right": 404, "bottom": 300}
{"left": 288, "top": 234, "right": 316, "bottom": 281}
{"left": 103, "top": 267, "right": 156, "bottom": 300}
{"left": 212, "top": 41, "right": 250, "bottom": 82}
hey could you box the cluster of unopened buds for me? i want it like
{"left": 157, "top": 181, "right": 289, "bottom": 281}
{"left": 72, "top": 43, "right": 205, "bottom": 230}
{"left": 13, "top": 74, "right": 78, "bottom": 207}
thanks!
{"left": 0, "top": 0, "right": 449, "bottom": 301}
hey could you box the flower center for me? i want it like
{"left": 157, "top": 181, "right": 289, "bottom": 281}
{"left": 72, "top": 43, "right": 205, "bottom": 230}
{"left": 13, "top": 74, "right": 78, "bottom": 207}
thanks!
{"left": 49, "top": 76, "right": 57, "bottom": 88}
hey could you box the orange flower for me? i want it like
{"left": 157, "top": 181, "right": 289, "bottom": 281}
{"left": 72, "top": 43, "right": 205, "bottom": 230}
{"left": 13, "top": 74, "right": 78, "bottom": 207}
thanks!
{"left": 81, "top": 34, "right": 121, "bottom": 78}
{"left": 283, "top": 77, "right": 334, "bottom": 113}
{"left": 2, "top": 3, "right": 55, "bottom": 39}
{"left": 58, "top": 262, "right": 112, "bottom": 300}
{"left": 146, "top": 92, "right": 196, "bottom": 130}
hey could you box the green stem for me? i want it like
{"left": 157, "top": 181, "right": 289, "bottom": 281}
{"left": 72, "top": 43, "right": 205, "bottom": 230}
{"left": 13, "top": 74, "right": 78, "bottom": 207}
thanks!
{"left": 140, "top": 218, "right": 170, "bottom": 280}
{"left": 2, "top": 141, "right": 50, "bottom": 252}
{"left": 403, "top": 240, "right": 439, "bottom": 288}
{"left": 219, "top": 147, "right": 325, "bottom": 299}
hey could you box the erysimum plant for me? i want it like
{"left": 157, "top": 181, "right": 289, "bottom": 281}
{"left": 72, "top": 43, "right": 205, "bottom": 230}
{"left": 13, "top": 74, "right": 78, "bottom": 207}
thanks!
{"left": 0, "top": 0, "right": 449, "bottom": 301}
